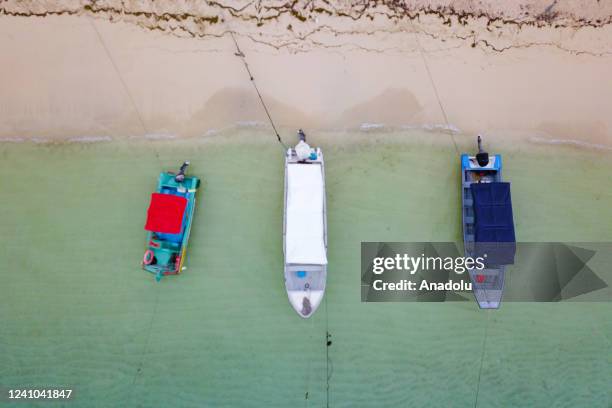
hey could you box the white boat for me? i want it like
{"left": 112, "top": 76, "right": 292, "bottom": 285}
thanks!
{"left": 283, "top": 130, "right": 328, "bottom": 318}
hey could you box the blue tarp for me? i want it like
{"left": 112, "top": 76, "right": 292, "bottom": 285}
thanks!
{"left": 471, "top": 182, "right": 516, "bottom": 265}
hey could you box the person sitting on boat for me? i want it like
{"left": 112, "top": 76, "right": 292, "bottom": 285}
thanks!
{"left": 301, "top": 297, "right": 312, "bottom": 316}
{"left": 295, "top": 129, "right": 312, "bottom": 161}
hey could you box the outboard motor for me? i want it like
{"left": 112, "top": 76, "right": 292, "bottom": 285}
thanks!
{"left": 175, "top": 161, "right": 190, "bottom": 183}
{"left": 476, "top": 136, "right": 489, "bottom": 167}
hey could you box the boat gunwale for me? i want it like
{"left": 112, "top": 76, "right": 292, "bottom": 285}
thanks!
{"left": 143, "top": 172, "right": 200, "bottom": 280}
{"left": 461, "top": 152, "right": 506, "bottom": 309}
{"left": 283, "top": 147, "right": 328, "bottom": 318}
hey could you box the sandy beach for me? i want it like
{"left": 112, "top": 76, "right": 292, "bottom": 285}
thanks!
{"left": 1, "top": 1, "right": 611, "bottom": 148}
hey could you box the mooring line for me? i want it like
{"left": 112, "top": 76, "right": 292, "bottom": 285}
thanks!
{"left": 324, "top": 294, "right": 333, "bottom": 407}
{"left": 132, "top": 283, "right": 161, "bottom": 386}
{"left": 88, "top": 18, "right": 164, "bottom": 170}
{"left": 412, "top": 30, "right": 460, "bottom": 155}
{"left": 228, "top": 31, "right": 289, "bottom": 151}
{"left": 303, "top": 315, "right": 315, "bottom": 408}
{"left": 473, "top": 310, "right": 491, "bottom": 408}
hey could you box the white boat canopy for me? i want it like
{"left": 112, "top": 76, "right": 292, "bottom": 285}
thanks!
{"left": 286, "top": 163, "right": 327, "bottom": 265}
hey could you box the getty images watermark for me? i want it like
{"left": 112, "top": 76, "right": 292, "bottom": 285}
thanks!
{"left": 370, "top": 252, "right": 485, "bottom": 292}
{"left": 361, "top": 242, "right": 611, "bottom": 302}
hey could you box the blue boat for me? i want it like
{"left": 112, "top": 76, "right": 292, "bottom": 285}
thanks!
{"left": 142, "top": 162, "right": 200, "bottom": 282}
{"left": 461, "top": 137, "right": 516, "bottom": 308}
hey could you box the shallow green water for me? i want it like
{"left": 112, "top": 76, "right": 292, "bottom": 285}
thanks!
{"left": 1, "top": 131, "right": 611, "bottom": 407}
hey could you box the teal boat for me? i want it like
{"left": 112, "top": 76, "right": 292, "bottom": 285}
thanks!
{"left": 142, "top": 162, "right": 200, "bottom": 281}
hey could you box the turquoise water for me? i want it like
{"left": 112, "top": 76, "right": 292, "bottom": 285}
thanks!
{"left": 1, "top": 130, "right": 611, "bottom": 407}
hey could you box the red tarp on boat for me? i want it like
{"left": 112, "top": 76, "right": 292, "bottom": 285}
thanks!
{"left": 144, "top": 193, "right": 188, "bottom": 234}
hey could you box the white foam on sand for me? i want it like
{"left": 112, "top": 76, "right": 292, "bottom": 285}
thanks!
{"left": 235, "top": 121, "right": 267, "bottom": 128}
{"left": 418, "top": 124, "right": 461, "bottom": 134}
{"left": 68, "top": 136, "right": 113, "bottom": 143}
{"left": 0, "top": 137, "right": 25, "bottom": 143}
{"left": 358, "top": 123, "right": 462, "bottom": 133}
{"left": 126, "top": 133, "right": 177, "bottom": 140}
{"left": 529, "top": 137, "right": 612, "bottom": 152}
{"left": 359, "top": 123, "right": 386, "bottom": 131}
{"left": 143, "top": 133, "right": 177, "bottom": 140}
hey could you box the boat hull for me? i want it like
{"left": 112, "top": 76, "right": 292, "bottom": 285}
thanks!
{"left": 143, "top": 172, "right": 200, "bottom": 282}
{"left": 283, "top": 148, "right": 328, "bottom": 318}
{"left": 461, "top": 153, "right": 506, "bottom": 309}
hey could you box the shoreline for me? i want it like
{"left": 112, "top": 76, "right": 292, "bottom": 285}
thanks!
{"left": 2, "top": 126, "right": 612, "bottom": 157}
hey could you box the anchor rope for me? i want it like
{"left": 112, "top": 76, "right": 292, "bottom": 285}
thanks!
{"left": 132, "top": 283, "right": 161, "bottom": 386}
{"left": 325, "top": 294, "right": 333, "bottom": 407}
{"left": 89, "top": 17, "right": 164, "bottom": 170}
{"left": 303, "top": 315, "right": 315, "bottom": 408}
{"left": 473, "top": 310, "right": 491, "bottom": 408}
{"left": 90, "top": 19, "right": 164, "bottom": 393}
{"left": 229, "top": 31, "right": 289, "bottom": 151}
{"left": 412, "top": 29, "right": 460, "bottom": 155}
